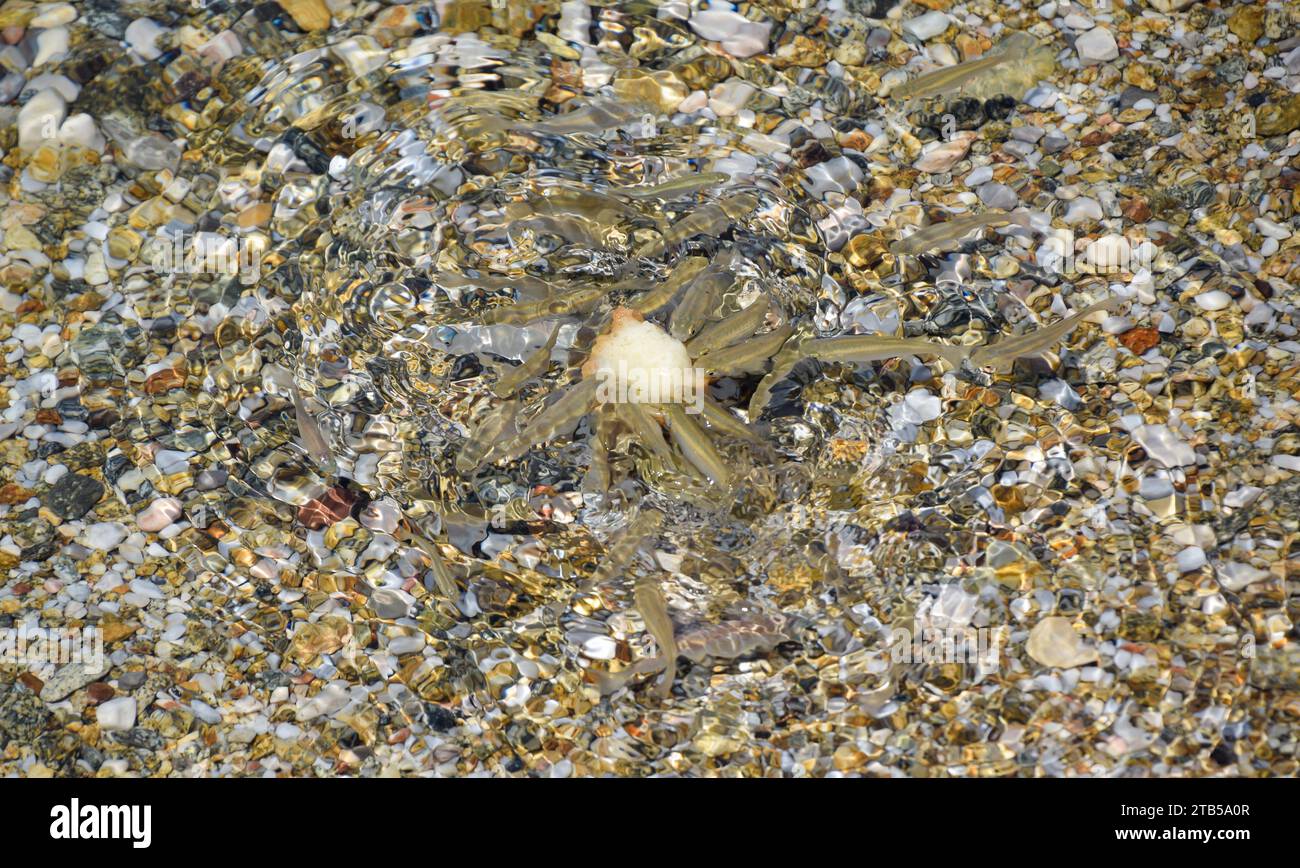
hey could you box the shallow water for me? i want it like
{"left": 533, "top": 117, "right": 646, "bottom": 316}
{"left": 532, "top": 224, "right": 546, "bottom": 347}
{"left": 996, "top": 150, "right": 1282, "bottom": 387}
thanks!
{"left": 2, "top": 0, "right": 1297, "bottom": 778}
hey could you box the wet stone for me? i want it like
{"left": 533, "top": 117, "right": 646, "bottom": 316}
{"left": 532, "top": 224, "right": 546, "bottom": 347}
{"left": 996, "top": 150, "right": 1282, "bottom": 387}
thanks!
{"left": 41, "top": 472, "right": 104, "bottom": 520}
{"left": 10, "top": 518, "right": 58, "bottom": 562}
{"left": 0, "top": 685, "right": 53, "bottom": 750}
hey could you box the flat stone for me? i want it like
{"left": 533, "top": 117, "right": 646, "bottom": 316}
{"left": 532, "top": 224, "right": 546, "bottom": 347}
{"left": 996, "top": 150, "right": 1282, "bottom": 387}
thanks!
{"left": 1133, "top": 424, "right": 1197, "bottom": 467}
{"left": 42, "top": 472, "right": 104, "bottom": 520}
{"left": 39, "top": 659, "right": 108, "bottom": 702}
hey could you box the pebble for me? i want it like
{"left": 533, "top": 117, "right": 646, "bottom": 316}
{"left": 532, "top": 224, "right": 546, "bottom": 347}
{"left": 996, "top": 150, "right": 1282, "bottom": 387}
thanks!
{"left": 124, "top": 17, "right": 166, "bottom": 60}
{"left": 902, "top": 11, "right": 949, "bottom": 41}
{"left": 31, "top": 4, "right": 77, "bottom": 28}
{"left": 1194, "top": 290, "right": 1232, "bottom": 312}
{"left": 32, "top": 26, "right": 68, "bottom": 67}
{"left": 1026, "top": 617, "right": 1097, "bottom": 668}
{"left": 890, "top": 389, "right": 943, "bottom": 427}
{"left": 135, "top": 497, "right": 183, "bottom": 532}
{"left": 1063, "top": 197, "right": 1104, "bottom": 225}
{"left": 96, "top": 697, "right": 137, "bottom": 732}
{"left": 371, "top": 588, "right": 413, "bottom": 619}
{"left": 39, "top": 660, "right": 108, "bottom": 702}
{"left": 688, "top": 9, "right": 770, "bottom": 58}
{"left": 80, "top": 522, "right": 128, "bottom": 552}
{"left": 42, "top": 472, "right": 104, "bottom": 520}
{"left": 1133, "top": 424, "right": 1197, "bottom": 467}
{"left": 582, "top": 635, "right": 617, "bottom": 660}
{"left": 1075, "top": 27, "right": 1118, "bottom": 65}
{"left": 57, "top": 113, "right": 102, "bottom": 151}
{"left": 1175, "top": 547, "right": 1207, "bottom": 573}
{"left": 16, "top": 87, "right": 64, "bottom": 152}
{"left": 915, "top": 134, "right": 974, "bottom": 173}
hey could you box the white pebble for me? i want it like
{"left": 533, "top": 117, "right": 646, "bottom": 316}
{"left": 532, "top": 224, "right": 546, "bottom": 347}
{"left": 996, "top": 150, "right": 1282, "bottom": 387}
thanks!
{"left": 688, "top": 9, "right": 771, "bottom": 58}
{"left": 709, "top": 79, "right": 757, "bottom": 117}
{"left": 1075, "top": 27, "right": 1118, "bottom": 65}
{"left": 914, "top": 132, "right": 975, "bottom": 173}
{"left": 31, "top": 3, "right": 78, "bottom": 27}
{"left": 1064, "top": 197, "right": 1103, "bottom": 225}
{"left": 135, "top": 497, "right": 183, "bottom": 532}
{"left": 1271, "top": 454, "right": 1300, "bottom": 472}
{"left": 1132, "top": 424, "right": 1196, "bottom": 467}
{"left": 582, "top": 635, "right": 617, "bottom": 660}
{"left": 16, "top": 88, "right": 66, "bottom": 153}
{"left": 32, "top": 26, "right": 69, "bottom": 67}
{"left": 902, "top": 10, "right": 949, "bottom": 41}
{"left": 1194, "top": 290, "right": 1232, "bottom": 312}
{"left": 125, "top": 17, "right": 167, "bottom": 60}
{"left": 57, "top": 113, "right": 104, "bottom": 151}
{"left": 1175, "top": 547, "right": 1207, "bottom": 573}
{"left": 96, "top": 697, "right": 137, "bottom": 732}
{"left": 81, "top": 521, "right": 128, "bottom": 551}
{"left": 1217, "top": 562, "right": 1270, "bottom": 591}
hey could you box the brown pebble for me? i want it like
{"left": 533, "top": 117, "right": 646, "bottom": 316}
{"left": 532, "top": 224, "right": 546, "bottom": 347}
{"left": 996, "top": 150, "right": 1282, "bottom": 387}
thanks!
{"left": 1122, "top": 196, "right": 1152, "bottom": 223}
{"left": 298, "top": 485, "right": 359, "bottom": 530}
{"left": 0, "top": 483, "right": 32, "bottom": 504}
{"left": 1120, "top": 327, "right": 1160, "bottom": 355}
{"left": 144, "top": 368, "right": 186, "bottom": 394}
{"left": 86, "top": 682, "right": 116, "bottom": 704}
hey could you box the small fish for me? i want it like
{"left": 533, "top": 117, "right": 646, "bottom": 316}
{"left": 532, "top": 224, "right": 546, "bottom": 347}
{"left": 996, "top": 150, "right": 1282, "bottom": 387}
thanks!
{"left": 612, "top": 401, "right": 675, "bottom": 460}
{"left": 457, "top": 399, "right": 518, "bottom": 473}
{"left": 889, "top": 211, "right": 1033, "bottom": 257}
{"left": 480, "top": 283, "right": 613, "bottom": 325}
{"left": 502, "top": 212, "right": 609, "bottom": 248}
{"left": 521, "top": 97, "right": 648, "bottom": 136}
{"left": 629, "top": 256, "right": 709, "bottom": 315}
{"left": 290, "top": 384, "right": 336, "bottom": 474}
{"left": 585, "top": 508, "right": 664, "bottom": 589}
{"left": 968, "top": 297, "right": 1121, "bottom": 369}
{"left": 594, "top": 655, "right": 665, "bottom": 697}
{"left": 620, "top": 171, "right": 732, "bottom": 202}
{"left": 595, "top": 609, "right": 798, "bottom": 697}
{"left": 693, "top": 325, "right": 795, "bottom": 376}
{"left": 664, "top": 403, "right": 731, "bottom": 488}
{"left": 490, "top": 378, "right": 599, "bottom": 465}
{"left": 394, "top": 522, "right": 460, "bottom": 597}
{"left": 636, "top": 192, "right": 759, "bottom": 258}
{"left": 802, "top": 333, "right": 972, "bottom": 368}
{"left": 685, "top": 293, "right": 771, "bottom": 357}
{"left": 502, "top": 192, "right": 638, "bottom": 248}
{"left": 748, "top": 328, "right": 809, "bottom": 418}
{"left": 528, "top": 186, "right": 642, "bottom": 223}
{"left": 492, "top": 325, "right": 559, "bottom": 397}
{"left": 634, "top": 573, "right": 678, "bottom": 700}
{"left": 668, "top": 259, "right": 735, "bottom": 341}
{"left": 675, "top": 613, "right": 798, "bottom": 663}
{"left": 698, "top": 395, "right": 759, "bottom": 443}
{"left": 892, "top": 31, "right": 1056, "bottom": 102}
{"left": 424, "top": 544, "right": 459, "bottom": 598}
{"left": 416, "top": 536, "right": 460, "bottom": 597}
{"left": 584, "top": 406, "right": 620, "bottom": 496}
